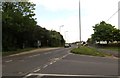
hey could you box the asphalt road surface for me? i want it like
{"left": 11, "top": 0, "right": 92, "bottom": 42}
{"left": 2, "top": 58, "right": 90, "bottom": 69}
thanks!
{"left": 2, "top": 46, "right": 119, "bottom": 78}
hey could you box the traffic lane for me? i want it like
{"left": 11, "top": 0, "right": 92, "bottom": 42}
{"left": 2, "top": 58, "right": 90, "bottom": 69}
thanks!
{"left": 3, "top": 47, "right": 70, "bottom": 65}
{"left": 2, "top": 48, "right": 71, "bottom": 76}
{"left": 39, "top": 53, "right": 118, "bottom": 76}
{"left": 2, "top": 48, "right": 63, "bottom": 62}
{"left": 64, "top": 53, "right": 118, "bottom": 64}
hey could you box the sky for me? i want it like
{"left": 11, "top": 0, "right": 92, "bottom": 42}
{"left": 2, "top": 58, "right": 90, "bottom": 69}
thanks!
{"left": 30, "top": 0, "right": 120, "bottom": 43}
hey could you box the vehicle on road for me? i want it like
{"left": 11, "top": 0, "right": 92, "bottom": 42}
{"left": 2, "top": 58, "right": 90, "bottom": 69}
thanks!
{"left": 64, "top": 43, "right": 70, "bottom": 48}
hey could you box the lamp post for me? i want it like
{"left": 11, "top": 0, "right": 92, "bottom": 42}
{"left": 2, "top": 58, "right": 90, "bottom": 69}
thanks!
{"left": 79, "top": 0, "right": 81, "bottom": 43}
{"left": 65, "top": 31, "right": 68, "bottom": 43}
{"left": 118, "top": 1, "right": 120, "bottom": 29}
{"left": 59, "top": 25, "right": 64, "bottom": 34}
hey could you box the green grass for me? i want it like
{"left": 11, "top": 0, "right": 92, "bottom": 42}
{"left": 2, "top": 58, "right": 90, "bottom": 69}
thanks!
{"left": 95, "top": 43, "right": 120, "bottom": 52}
{"left": 2, "top": 48, "right": 36, "bottom": 56}
{"left": 71, "top": 46, "right": 111, "bottom": 57}
{"left": 100, "top": 47, "right": 120, "bottom": 52}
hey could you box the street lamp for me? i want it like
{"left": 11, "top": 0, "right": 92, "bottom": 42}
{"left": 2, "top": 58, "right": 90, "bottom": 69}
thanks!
{"left": 65, "top": 31, "right": 68, "bottom": 43}
{"left": 79, "top": 0, "right": 81, "bottom": 42}
{"left": 59, "top": 25, "right": 64, "bottom": 33}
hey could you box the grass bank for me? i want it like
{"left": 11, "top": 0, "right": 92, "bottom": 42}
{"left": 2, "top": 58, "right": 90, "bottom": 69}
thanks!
{"left": 2, "top": 48, "right": 36, "bottom": 56}
{"left": 71, "top": 46, "right": 111, "bottom": 57}
{"left": 99, "top": 47, "right": 119, "bottom": 52}
{"left": 94, "top": 43, "right": 120, "bottom": 52}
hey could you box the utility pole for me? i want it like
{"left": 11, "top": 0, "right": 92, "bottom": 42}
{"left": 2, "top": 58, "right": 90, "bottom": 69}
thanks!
{"left": 79, "top": 0, "right": 81, "bottom": 42}
{"left": 65, "top": 31, "right": 68, "bottom": 43}
{"left": 59, "top": 25, "right": 64, "bottom": 34}
{"left": 118, "top": 1, "right": 120, "bottom": 29}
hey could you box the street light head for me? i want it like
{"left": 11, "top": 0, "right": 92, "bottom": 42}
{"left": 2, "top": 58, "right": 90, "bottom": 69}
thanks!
{"left": 60, "top": 25, "right": 64, "bottom": 27}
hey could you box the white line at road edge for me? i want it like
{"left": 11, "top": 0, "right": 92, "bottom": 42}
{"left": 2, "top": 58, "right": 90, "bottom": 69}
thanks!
{"left": 24, "top": 73, "right": 119, "bottom": 78}
{"left": 5, "top": 60, "right": 12, "bottom": 63}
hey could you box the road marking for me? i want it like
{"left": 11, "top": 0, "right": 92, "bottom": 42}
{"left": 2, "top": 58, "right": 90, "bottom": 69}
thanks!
{"left": 33, "top": 69, "right": 41, "bottom": 73}
{"left": 25, "top": 73, "right": 32, "bottom": 77}
{"left": 43, "top": 65, "right": 48, "bottom": 68}
{"left": 25, "top": 73, "right": 118, "bottom": 77}
{"left": 5, "top": 60, "right": 13, "bottom": 63}
{"left": 18, "top": 72, "right": 23, "bottom": 74}
{"left": 53, "top": 60, "right": 56, "bottom": 63}
{"left": 29, "top": 54, "right": 41, "bottom": 58}
{"left": 49, "top": 62, "right": 53, "bottom": 65}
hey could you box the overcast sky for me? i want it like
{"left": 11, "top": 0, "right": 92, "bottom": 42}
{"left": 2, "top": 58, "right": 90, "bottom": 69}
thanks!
{"left": 30, "top": 0, "right": 119, "bottom": 43}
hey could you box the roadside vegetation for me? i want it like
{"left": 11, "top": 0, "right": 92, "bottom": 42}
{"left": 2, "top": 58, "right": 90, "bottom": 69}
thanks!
{"left": 90, "top": 21, "right": 120, "bottom": 44}
{"left": 85, "top": 21, "right": 120, "bottom": 56}
{"left": 71, "top": 46, "right": 112, "bottom": 57}
{"left": 102, "top": 47, "right": 119, "bottom": 51}
{"left": 2, "top": 48, "right": 37, "bottom": 56}
{"left": 94, "top": 43, "right": 120, "bottom": 52}
{"left": 2, "top": 2, "right": 65, "bottom": 53}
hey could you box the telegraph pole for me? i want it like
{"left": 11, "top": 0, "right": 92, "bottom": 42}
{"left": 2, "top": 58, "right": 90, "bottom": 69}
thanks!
{"left": 79, "top": 0, "right": 81, "bottom": 42}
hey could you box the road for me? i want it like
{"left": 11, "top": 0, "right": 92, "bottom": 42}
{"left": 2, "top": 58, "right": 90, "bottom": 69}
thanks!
{"left": 2, "top": 46, "right": 119, "bottom": 78}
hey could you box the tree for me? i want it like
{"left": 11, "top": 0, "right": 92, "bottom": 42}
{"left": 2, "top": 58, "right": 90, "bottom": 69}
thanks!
{"left": 2, "top": 2, "right": 65, "bottom": 51}
{"left": 112, "top": 28, "right": 120, "bottom": 42}
{"left": 2, "top": 2, "right": 36, "bottom": 51}
{"left": 92, "top": 21, "right": 115, "bottom": 44}
{"left": 48, "top": 30, "right": 65, "bottom": 47}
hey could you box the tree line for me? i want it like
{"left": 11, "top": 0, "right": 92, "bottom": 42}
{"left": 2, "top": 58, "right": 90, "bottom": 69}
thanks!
{"left": 2, "top": 2, "right": 65, "bottom": 51}
{"left": 87, "top": 21, "right": 120, "bottom": 44}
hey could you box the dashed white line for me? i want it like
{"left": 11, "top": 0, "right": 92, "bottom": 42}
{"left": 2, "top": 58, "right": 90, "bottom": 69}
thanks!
{"left": 5, "top": 60, "right": 13, "bottom": 63}
{"left": 43, "top": 65, "right": 48, "bottom": 68}
{"left": 49, "top": 62, "right": 53, "bottom": 65}
{"left": 33, "top": 69, "right": 41, "bottom": 73}
{"left": 29, "top": 54, "right": 41, "bottom": 58}
{"left": 53, "top": 60, "right": 56, "bottom": 63}
{"left": 18, "top": 72, "right": 23, "bottom": 74}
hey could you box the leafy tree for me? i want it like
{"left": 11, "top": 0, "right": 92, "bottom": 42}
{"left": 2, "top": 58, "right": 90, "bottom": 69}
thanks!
{"left": 92, "top": 21, "right": 115, "bottom": 44}
{"left": 2, "top": 2, "right": 36, "bottom": 51}
{"left": 49, "top": 30, "right": 64, "bottom": 47}
{"left": 2, "top": 2, "right": 65, "bottom": 51}
{"left": 112, "top": 28, "right": 120, "bottom": 42}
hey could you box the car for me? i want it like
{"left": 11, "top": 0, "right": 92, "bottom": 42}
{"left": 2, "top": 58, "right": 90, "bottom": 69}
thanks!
{"left": 64, "top": 43, "right": 70, "bottom": 48}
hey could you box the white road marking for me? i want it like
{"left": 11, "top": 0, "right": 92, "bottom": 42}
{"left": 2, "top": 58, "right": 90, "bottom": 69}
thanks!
{"left": 29, "top": 54, "right": 41, "bottom": 58}
{"left": 25, "top": 73, "right": 32, "bottom": 77}
{"left": 33, "top": 69, "right": 41, "bottom": 73}
{"left": 49, "top": 62, "right": 53, "bottom": 65}
{"left": 25, "top": 73, "right": 117, "bottom": 77}
{"left": 18, "top": 72, "right": 23, "bottom": 74}
{"left": 5, "top": 60, "right": 13, "bottom": 63}
{"left": 53, "top": 60, "right": 56, "bottom": 63}
{"left": 43, "top": 65, "right": 48, "bottom": 68}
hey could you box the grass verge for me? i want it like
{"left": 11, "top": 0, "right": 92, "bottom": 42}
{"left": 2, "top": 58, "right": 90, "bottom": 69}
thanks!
{"left": 71, "top": 46, "right": 111, "bottom": 57}
{"left": 2, "top": 48, "right": 36, "bottom": 56}
{"left": 100, "top": 47, "right": 120, "bottom": 52}
{"left": 94, "top": 43, "right": 120, "bottom": 52}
